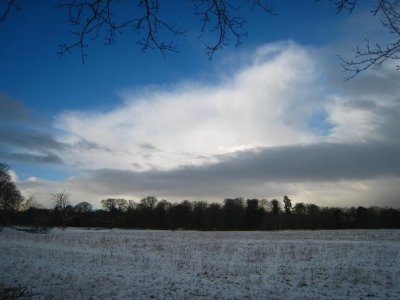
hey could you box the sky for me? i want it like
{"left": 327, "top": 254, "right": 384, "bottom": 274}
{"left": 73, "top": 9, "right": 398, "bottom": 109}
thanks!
{"left": 0, "top": 0, "right": 399, "bottom": 208}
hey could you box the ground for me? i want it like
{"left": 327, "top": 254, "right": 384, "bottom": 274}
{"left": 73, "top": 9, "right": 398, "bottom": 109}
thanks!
{"left": 0, "top": 228, "right": 399, "bottom": 299}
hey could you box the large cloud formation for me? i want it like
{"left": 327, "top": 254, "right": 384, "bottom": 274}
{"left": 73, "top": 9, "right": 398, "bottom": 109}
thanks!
{"left": 54, "top": 42, "right": 324, "bottom": 171}
{"left": 4, "top": 42, "right": 399, "bottom": 207}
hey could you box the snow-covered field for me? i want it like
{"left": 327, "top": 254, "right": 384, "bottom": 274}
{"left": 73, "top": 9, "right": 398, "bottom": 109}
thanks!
{"left": 0, "top": 228, "right": 399, "bottom": 299}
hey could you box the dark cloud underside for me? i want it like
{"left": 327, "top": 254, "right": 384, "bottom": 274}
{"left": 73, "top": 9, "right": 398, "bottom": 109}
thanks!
{"left": 0, "top": 93, "right": 32, "bottom": 123}
{"left": 88, "top": 141, "right": 399, "bottom": 192}
{"left": 0, "top": 152, "right": 62, "bottom": 164}
{"left": 0, "top": 129, "right": 66, "bottom": 151}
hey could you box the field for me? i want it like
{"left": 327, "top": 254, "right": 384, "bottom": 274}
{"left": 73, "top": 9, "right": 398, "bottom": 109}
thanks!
{"left": 0, "top": 228, "right": 399, "bottom": 299}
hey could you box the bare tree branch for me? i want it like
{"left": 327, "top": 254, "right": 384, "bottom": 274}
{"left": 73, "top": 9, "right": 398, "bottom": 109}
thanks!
{"left": 337, "top": 0, "right": 400, "bottom": 79}
{"left": 0, "top": 0, "right": 21, "bottom": 22}
{"left": 3, "top": 0, "right": 398, "bottom": 78}
{"left": 334, "top": 0, "right": 357, "bottom": 14}
{"left": 57, "top": 0, "right": 129, "bottom": 63}
{"left": 2, "top": 0, "right": 276, "bottom": 61}
{"left": 57, "top": 0, "right": 187, "bottom": 61}
{"left": 250, "top": 0, "right": 277, "bottom": 14}
{"left": 194, "top": 0, "right": 276, "bottom": 58}
{"left": 56, "top": 0, "right": 276, "bottom": 61}
{"left": 134, "top": 0, "right": 185, "bottom": 56}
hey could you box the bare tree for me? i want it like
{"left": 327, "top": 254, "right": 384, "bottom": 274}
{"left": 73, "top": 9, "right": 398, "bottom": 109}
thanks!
{"left": 139, "top": 196, "right": 158, "bottom": 209}
{"left": 101, "top": 198, "right": 128, "bottom": 212}
{"left": 74, "top": 201, "right": 93, "bottom": 214}
{"left": 100, "top": 198, "right": 115, "bottom": 214}
{"left": 52, "top": 191, "right": 71, "bottom": 228}
{"left": 116, "top": 198, "right": 128, "bottom": 211}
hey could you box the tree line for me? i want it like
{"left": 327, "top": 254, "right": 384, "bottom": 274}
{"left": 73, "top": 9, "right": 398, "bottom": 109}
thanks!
{"left": 1, "top": 163, "right": 399, "bottom": 231}
{"left": 3, "top": 195, "right": 400, "bottom": 231}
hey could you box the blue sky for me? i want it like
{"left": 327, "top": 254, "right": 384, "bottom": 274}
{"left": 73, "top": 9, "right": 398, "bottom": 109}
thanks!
{"left": 1, "top": 0, "right": 399, "bottom": 208}
{"left": 0, "top": 0, "right": 348, "bottom": 111}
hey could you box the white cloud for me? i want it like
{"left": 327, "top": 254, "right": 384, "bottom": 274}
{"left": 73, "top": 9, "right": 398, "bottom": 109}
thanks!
{"left": 54, "top": 42, "right": 326, "bottom": 171}
{"left": 14, "top": 42, "right": 400, "bottom": 208}
{"left": 325, "top": 63, "right": 400, "bottom": 144}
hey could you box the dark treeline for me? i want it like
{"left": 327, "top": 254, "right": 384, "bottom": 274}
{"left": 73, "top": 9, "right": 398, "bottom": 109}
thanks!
{"left": 4, "top": 196, "right": 400, "bottom": 231}
{"left": 1, "top": 162, "right": 399, "bottom": 231}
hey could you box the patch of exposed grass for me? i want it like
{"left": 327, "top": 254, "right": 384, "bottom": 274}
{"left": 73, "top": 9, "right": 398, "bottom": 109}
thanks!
{"left": 0, "top": 284, "right": 34, "bottom": 299}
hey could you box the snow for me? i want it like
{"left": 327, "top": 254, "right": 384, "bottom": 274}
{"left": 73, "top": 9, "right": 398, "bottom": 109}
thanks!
{"left": 1, "top": 228, "right": 399, "bottom": 299}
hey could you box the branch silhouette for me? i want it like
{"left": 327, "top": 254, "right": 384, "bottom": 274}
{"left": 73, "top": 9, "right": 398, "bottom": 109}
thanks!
{"left": 1, "top": 0, "right": 399, "bottom": 76}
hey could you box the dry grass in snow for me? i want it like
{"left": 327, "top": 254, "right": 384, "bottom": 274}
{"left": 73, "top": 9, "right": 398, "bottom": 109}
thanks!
{"left": 0, "top": 228, "right": 399, "bottom": 299}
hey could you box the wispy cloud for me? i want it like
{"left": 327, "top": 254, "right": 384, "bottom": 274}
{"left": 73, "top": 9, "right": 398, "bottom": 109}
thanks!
{"left": 0, "top": 94, "right": 63, "bottom": 165}
{"left": 0, "top": 95, "right": 113, "bottom": 166}
{"left": 0, "top": 152, "right": 63, "bottom": 164}
{"left": 0, "top": 93, "right": 33, "bottom": 123}
{"left": 0, "top": 128, "right": 66, "bottom": 151}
